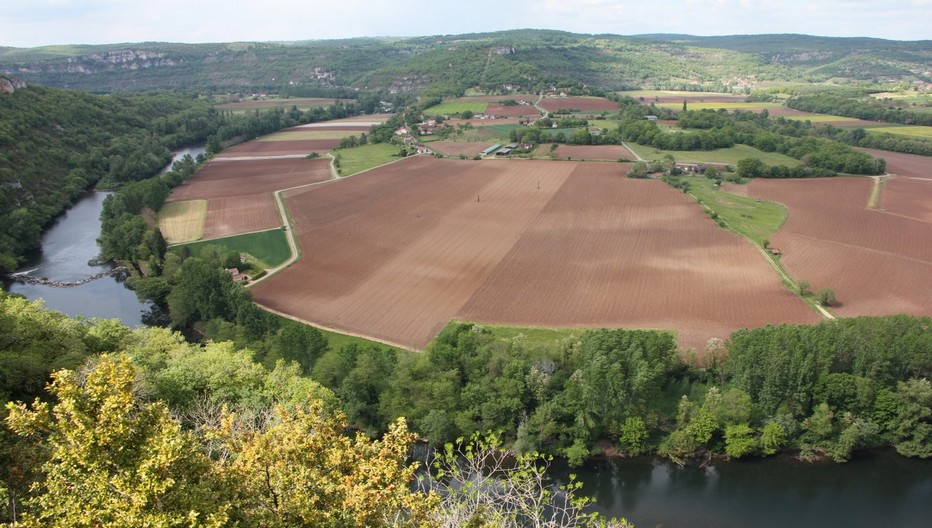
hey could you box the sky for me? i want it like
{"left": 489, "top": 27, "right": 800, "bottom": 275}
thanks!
{"left": 1, "top": 0, "right": 930, "bottom": 48}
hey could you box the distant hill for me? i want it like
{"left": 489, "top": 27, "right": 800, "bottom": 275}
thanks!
{"left": 2, "top": 30, "right": 930, "bottom": 94}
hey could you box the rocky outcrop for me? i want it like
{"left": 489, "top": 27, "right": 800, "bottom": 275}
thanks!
{"left": 0, "top": 75, "right": 27, "bottom": 94}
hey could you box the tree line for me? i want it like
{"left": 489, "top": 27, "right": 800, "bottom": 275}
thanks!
{"left": 0, "top": 295, "right": 632, "bottom": 527}
{"left": 0, "top": 85, "right": 223, "bottom": 273}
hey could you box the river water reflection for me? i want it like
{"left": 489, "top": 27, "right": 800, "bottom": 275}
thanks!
{"left": 551, "top": 449, "right": 932, "bottom": 528}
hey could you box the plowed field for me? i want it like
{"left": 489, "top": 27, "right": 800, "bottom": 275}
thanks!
{"left": 855, "top": 147, "right": 932, "bottom": 179}
{"left": 547, "top": 144, "right": 637, "bottom": 160}
{"left": 540, "top": 97, "right": 619, "bottom": 112}
{"left": 879, "top": 178, "right": 932, "bottom": 222}
{"left": 486, "top": 104, "right": 541, "bottom": 117}
{"left": 204, "top": 194, "right": 280, "bottom": 239}
{"left": 749, "top": 177, "right": 932, "bottom": 317}
{"left": 222, "top": 139, "right": 338, "bottom": 157}
{"left": 168, "top": 158, "right": 331, "bottom": 201}
{"left": 253, "top": 157, "right": 818, "bottom": 350}
{"left": 165, "top": 158, "right": 330, "bottom": 240}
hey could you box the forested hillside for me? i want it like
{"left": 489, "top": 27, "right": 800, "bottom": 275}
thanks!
{"left": 2, "top": 30, "right": 930, "bottom": 95}
{"left": 0, "top": 78, "right": 220, "bottom": 272}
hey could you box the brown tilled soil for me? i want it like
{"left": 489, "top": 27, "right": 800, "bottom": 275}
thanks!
{"left": 879, "top": 177, "right": 932, "bottom": 222}
{"left": 253, "top": 157, "right": 818, "bottom": 350}
{"left": 167, "top": 158, "right": 331, "bottom": 201}
{"left": 203, "top": 194, "right": 280, "bottom": 239}
{"left": 548, "top": 144, "right": 637, "bottom": 160}
{"left": 166, "top": 158, "right": 330, "bottom": 239}
{"left": 428, "top": 142, "right": 495, "bottom": 157}
{"left": 486, "top": 104, "right": 541, "bottom": 117}
{"left": 221, "top": 139, "right": 338, "bottom": 157}
{"left": 855, "top": 147, "right": 932, "bottom": 179}
{"left": 749, "top": 177, "right": 932, "bottom": 317}
{"left": 540, "top": 97, "right": 620, "bottom": 112}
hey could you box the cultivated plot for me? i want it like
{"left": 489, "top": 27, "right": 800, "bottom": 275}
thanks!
{"left": 253, "top": 157, "right": 818, "bottom": 350}
{"left": 164, "top": 158, "right": 330, "bottom": 241}
{"left": 546, "top": 144, "right": 637, "bottom": 160}
{"left": 749, "top": 177, "right": 932, "bottom": 317}
{"left": 158, "top": 200, "right": 207, "bottom": 244}
{"left": 854, "top": 147, "right": 932, "bottom": 179}
{"left": 540, "top": 97, "right": 620, "bottom": 112}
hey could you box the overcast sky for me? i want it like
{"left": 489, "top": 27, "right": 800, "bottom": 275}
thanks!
{"left": 1, "top": 0, "right": 930, "bottom": 48}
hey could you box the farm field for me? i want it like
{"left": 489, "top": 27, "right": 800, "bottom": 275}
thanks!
{"left": 174, "top": 229, "right": 291, "bottom": 268}
{"left": 168, "top": 158, "right": 331, "bottom": 200}
{"left": 220, "top": 139, "right": 338, "bottom": 157}
{"left": 658, "top": 102, "right": 782, "bottom": 111}
{"left": 879, "top": 178, "right": 932, "bottom": 223}
{"left": 626, "top": 143, "right": 801, "bottom": 166}
{"left": 485, "top": 104, "right": 541, "bottom": 117}
{"left": 259, "top": 129, "right": 358, "bottom": 141}
{"left": 685, "top": 178, "right": 787, "bottom": 246}
{"left": 215, "top": 97, "right": 352, "bottom": 112}
{"left": 424, "top": 101, "right": 489, "bottom": 115}
{"left": 204, "top": 194, "right": 280, "bottom": 239}
{"left": 748, "top": 177, "right": 932, "bottom": 317}
{"left": 158, "top": 200, "right": 207, "bottom": 244}
{"left": 540, "top": 96, "right": 619, "bottom": 112}
{"left": 252, "top": 157, "right": 818, "bottom": 350}
{"left": 428, "top": 141, "right": 495, "bottom": 157}
{"left": 543, "top": 144, "right": 636, "bottom": 160}
{"left": 866, "top": 126, "right": 932, "bottom": 138}
{"left": 854, "top": 147, "right": 932, "bottom": 179}
{"left": 619, "top": 90, "right": 745, "bottom": 103}
{"left": 334, "top": 143, "right": 402, "bottom": 176}
{"left": 163, "top": 157, "right": 331, "bottom": 242}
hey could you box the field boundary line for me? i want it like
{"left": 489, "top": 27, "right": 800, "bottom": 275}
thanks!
{"left": 254, "top": 302, "right": 420, "bottom": 352}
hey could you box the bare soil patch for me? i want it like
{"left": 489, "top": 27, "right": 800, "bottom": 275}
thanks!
{"left": 854, "top": 147, "right": 932, "bottom": 179}
{"left": 222, "top": 139, "right": 338, "bottom": 157}
{"left": 548, "top": 144, "right": 636, "bottom": 160}
{"left": 168, "top": 158, "right": 331, "bottom": 201}
{"left": 540, "top": 97, "right": 620, "bottom": 112}
{"left": 166, "top": 158, "right": 330, "bottom": 238}
{"left": 749, "top": 177, "right": 932, "bottom": 317}
{"left": 486, "top": 104, "right": 541, "bottom": 117}
{"left": 879, "top": 177, "right": 932, "bottom": 223}
{"left": 204, "top": 194, "right": 280, "bottom": 239}
{"left": 254, "top": 157, "right": 817, "bottom": 350}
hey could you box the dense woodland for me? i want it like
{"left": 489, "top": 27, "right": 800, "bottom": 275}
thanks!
{"left": 0, "top": 81, "right": 221, "bottom": 272}
{"left": 2, "top": 293, "right": 930, "bottom": 523}
{"left": 2, "top": 31, "right": 930, "bottom": 95}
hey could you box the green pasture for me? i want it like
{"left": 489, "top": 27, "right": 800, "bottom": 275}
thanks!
{"left": 334, "top": 143, "right": 401, "bottom": 176}
{"left": 783, "top": 113, "right": 860, "bottom": 123}
{"left": 172, "top": 228, "right": 291, "bottom": 269}
{"left": 866, "top": 126, "right": 932, "bottom": 138}
{"left": 659, "top": 102, "right": 782, "bottom": 110}
{"left": 424, "top": 101, "right": 489, "bottom": 115}
{"left": 626, "top": 143, "right": 801, "bottom": 167}
{"left": 685, "top": 178, "right": 788, "bottom": 246}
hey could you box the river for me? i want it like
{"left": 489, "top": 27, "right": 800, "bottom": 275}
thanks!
{"left": 2, "top": 146, "right": 206, "bottom": 325}
{"left": 552, "top": 449, "right": 932, "bottom": 528}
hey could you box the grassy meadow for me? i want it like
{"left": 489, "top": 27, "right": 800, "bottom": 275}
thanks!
{"left": 172, "top": 228, "right": 291, "bottom": 269}
{"left": 685, "top": 178, "right": 787, "bottom": 246}
{"left": 626, "top": 143, "right": 802, "bottom": 166}
{"left": 335, "top": 143, "right": 403, "bottom": 176}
